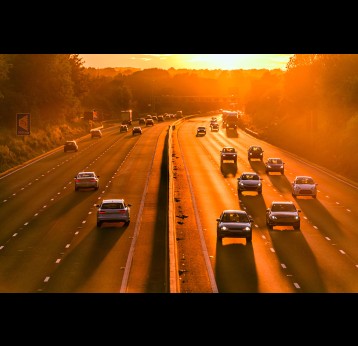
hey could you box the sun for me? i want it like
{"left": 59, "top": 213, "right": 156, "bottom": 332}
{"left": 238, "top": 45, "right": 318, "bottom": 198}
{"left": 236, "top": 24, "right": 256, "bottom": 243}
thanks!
{"left": 171, "top": 54, "right": 262, "bottom": 70}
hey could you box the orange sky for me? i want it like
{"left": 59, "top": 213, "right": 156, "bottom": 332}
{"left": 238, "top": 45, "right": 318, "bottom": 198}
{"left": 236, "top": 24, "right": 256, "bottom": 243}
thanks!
{"left": 79, "top": 54, "right": 293, "bottom": 70}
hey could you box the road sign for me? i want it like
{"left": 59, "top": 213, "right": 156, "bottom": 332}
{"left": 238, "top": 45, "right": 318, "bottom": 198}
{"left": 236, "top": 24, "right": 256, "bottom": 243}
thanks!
{"left": 16, "top": 113, "right": 31, "bottom": 135}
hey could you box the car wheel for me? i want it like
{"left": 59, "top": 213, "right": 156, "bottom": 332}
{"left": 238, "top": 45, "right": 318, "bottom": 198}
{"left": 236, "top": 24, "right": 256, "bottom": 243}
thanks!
{"left": 95, "top": 186, "right": 99, "bottom": 190}
{"left": 313, "top": 195, "right": 317, "bottom": 198}
{"left": 266, "top": 222, "right": 273, "bottom": 230}
{"left": 97, "top": 221, "right": 102, "bottom": 227}
{"left": 75, "top": 186, "right": 78, "bottom": 191}
{"left": 247, "top": 236, "right": 252, "bottom": 243}
{"left": 292, "top": 193, "right": 296, "bottom": 198}
{"left": 258, "top": 190, "right": 262, "bottom": 194}
{"left": 281, "top": 170, "right": 285, "bottom": 175}
{"left": 294, "top": 223, "right": 300, "bottom": 230}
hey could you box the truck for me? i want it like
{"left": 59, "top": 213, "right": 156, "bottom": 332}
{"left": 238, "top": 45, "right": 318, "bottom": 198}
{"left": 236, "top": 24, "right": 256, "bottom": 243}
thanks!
{"left": 220, "top": 146, "right": 238, "bottom": 176}
{"left": 222, "top": 110, "right": 239, "bottom": 137}
{"left": 119, "top": 110, "right": 132, "bottom": 125}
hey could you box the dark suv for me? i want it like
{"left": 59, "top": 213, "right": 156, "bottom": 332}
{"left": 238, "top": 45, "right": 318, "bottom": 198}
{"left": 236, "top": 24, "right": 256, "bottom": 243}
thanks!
{"left": 248, "top": 145, "right": 264, "bottom": 161}
{"left": 64, "top": 140, "right": 78, "bottom": 152}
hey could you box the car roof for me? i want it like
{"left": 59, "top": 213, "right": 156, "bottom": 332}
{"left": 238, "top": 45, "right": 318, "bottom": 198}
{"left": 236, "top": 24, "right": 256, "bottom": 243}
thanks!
{"left": 78, "top": 171, "right": 96, "bottom": 174}
{"left": 267, "top": 157, "right": 282, "bottom": 161}
{"left": 222, "top": 210, "right": 247, "bottom": 214}
{"left": 295, "top": 175, "right": 313, "bottom": 179}
{"left": 271, "top": 201, "right": 294, "bottom": 205}
{"left": 101, "top": 199, "right": 125, "bottom": 204}
{"left": 242, "top": 171, "right": 259, "bottom": 176}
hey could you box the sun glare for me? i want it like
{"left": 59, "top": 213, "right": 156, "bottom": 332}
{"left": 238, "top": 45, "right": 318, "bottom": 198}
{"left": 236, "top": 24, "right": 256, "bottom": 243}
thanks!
{"left": 80, "top": 54, "right": 292, "bottom": 70}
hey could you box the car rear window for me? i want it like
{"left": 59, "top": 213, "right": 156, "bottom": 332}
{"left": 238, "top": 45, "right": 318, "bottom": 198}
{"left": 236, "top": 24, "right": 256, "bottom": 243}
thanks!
{"left": 78, "top": 173, "right": 94, "bottom": 178}
{"left": 101, "top": 203, "right": 124, "bottom": 209}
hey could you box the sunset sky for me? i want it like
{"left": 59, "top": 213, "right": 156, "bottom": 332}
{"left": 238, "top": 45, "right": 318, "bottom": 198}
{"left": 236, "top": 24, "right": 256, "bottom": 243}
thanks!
{"left": 79, "top": 54, "right": 293, "bottom": 70}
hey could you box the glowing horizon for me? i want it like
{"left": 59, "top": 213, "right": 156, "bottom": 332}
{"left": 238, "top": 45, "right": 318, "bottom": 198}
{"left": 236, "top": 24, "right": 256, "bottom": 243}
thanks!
{"left": 79, "top": 54, "right": 293, "bottom": 71}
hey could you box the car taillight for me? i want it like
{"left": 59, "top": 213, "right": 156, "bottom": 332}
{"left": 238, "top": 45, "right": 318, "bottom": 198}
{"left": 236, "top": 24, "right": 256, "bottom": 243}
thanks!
{"left": 117, "top": 210, "right": 126, "bottom": 214}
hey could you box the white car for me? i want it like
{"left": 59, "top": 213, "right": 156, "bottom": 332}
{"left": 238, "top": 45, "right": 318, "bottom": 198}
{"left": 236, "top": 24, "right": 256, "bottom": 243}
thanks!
{"left": 96, "top": 199, "right": 131, "bottom": 227}
{"left": 74, "top": 171, "right": 99, "bottom": 191}
{"left": 292, "top": 176, "right": 318, "bottom": 198}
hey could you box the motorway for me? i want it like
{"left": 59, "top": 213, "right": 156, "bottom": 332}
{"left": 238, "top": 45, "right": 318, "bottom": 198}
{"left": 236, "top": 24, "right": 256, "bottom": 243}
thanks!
{"left": 172, "top": 115, "right": 358, "bottom": 293}
{"left": 1, "top": 114, "right": 358, "bottom": 293}
{"left": 0, "top": 121, "right": 171, "bottom": 293}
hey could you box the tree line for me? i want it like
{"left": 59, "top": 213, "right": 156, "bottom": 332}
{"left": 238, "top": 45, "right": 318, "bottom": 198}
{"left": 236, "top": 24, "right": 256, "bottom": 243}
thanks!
{"left": 0, "top": 54, "right": 357, "bottom": 181}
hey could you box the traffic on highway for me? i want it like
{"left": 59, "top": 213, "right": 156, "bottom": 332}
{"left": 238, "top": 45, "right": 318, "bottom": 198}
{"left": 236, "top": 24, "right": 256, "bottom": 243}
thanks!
{"left": 1, "top": 112, "right": 358, "bottom": 293}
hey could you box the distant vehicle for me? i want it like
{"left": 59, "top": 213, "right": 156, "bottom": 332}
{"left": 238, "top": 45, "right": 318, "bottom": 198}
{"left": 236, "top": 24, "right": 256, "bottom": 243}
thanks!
{"left": 157, "top": 115, "right": 164, "bottom": 122}
{"left": 64, "top": 140, "right": 78, "bottom": 152}
{"left": 196, "top": 126, "right": 206, "bottom": 136}
{"left": 145, "top": 118, "right": 154, "bottom": 126}
{"left": 96, "top": 198, "right": 131, "bottom": 227}
{"left": 248, "top": 145, "right": 264, "bottom": 161}
{"left": 152, "top": 115, "right": 158, "bottom": 121}
{"left": 222, "top": 110, "right": 240, "bottom": 137}
{"left": 265, "top": 157, "right": 285, "bottom": 174}
{"left": 74, "top": 171, "right": 99, "bottom": 191}
{"left": 176, "top": 110, "right": 183, "bottom": 118}
{"left": 119, "top": 124, "right": 129, "bottom": 133}
{"left": 237, "top": 172, "right": 262, "bottom": 194}
{"left": 220, "top": 146, "right": 237, "bottom": 175}
{"left": 210, "top": 123, "right": 219, "bottom": 132}
{"left": 119, "top": 110, "right": 132, "bottom": 125}
{"left": 266, "top": 201, "right": 301, "bottom": 230}
{"left": 132, "top": 126, "right": 142, "bottom": 135}
{"left": 216, "top": 210, "right": 253, "bottom": 244}
{"left": 90, "top": 129, "right": 102, "bottom": 138}
{"left": 292, "top": 176, "right": 318, "bottom": 198}
{"left": 138, "top": 118, "right": 146, "bottom": 125}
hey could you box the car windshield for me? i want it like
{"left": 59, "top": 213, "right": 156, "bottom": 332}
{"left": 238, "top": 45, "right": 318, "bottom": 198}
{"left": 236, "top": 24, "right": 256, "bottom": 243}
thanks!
{"left": 251, "top": 147, "right": 262, "bottom": 152}
{"left": 269, "top": 159, "right": 282, "bottom": 164}
{"left": 223, "top": 148, "right": 235, "bottom": 153}
{"left": 222, "top": 213, "right": 249, "bottom": 223}
{"left": 101, "top": 203, "right": 124, "bottom": 209}
{"left": 296, "top": 177, "right": 314, "bottom": 184}
{"left": 271, "top": 204, "right": 296, "bottom": 212}
{"left": 242, "top": 174, "right": 259, "bottom": 180}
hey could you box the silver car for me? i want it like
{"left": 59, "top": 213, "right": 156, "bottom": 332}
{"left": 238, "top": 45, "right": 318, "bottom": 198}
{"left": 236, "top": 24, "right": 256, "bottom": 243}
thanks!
{"left": 74, "top": 171, "right": 99, "bottom": 191}
{"left": 292, "top": 176, "right": 318, "bottom": 198}
{"left": 266, "top": 201, "right": 301, "bottom": 230}
{"left": 96, "top": 199, "right": 131, "bottom": 227}
{"left": 237, "top": 172, "right": 262, "bottom": 195}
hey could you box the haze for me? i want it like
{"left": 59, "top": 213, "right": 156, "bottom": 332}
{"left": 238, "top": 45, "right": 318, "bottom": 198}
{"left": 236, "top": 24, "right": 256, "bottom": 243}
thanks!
{"left": 79, "top": 54, "right": 293, "bottom": 70}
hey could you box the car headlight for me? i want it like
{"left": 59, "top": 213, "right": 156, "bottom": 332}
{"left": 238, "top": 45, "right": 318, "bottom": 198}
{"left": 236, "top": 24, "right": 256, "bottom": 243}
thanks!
{"left": 257, "top": 183, "right": 261, "bottom": 187}
{"left": 244, "top": 227, "right": 251, "bottom": 231}
{"left": 267, "top": 165, "right": 272, "bottom": 168}
{"left": 239, "top": 182, "right": 244, "bottom": 186}
{"left": 294, "top": 216, "right": 299, "bottom": 220}
{"left": 270, "top": 215, "right": 277, "bottom": 220}
{"left": 220, "top": 226, "right": 228, "bottom": 231}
